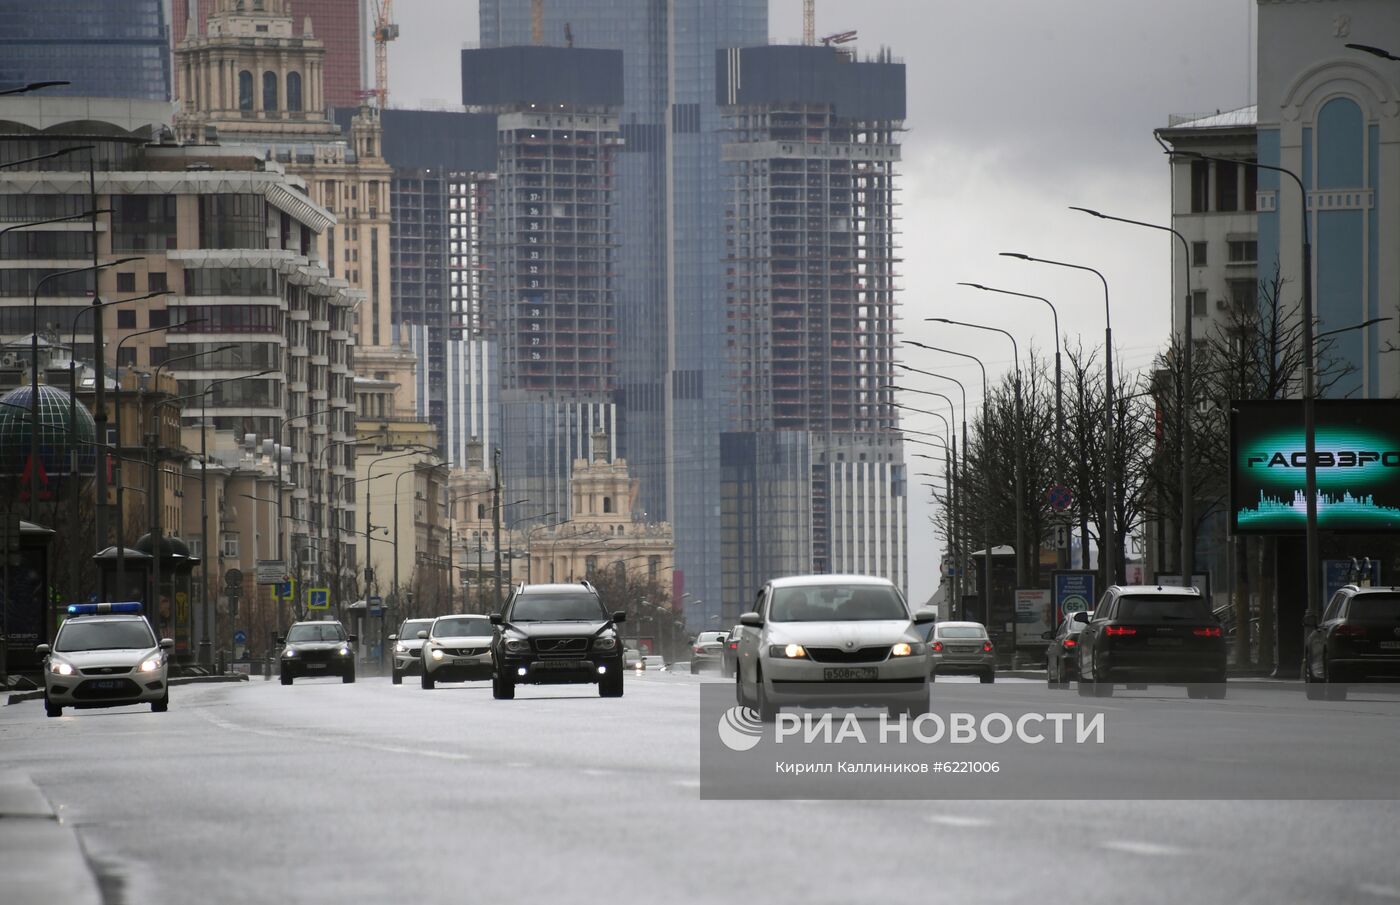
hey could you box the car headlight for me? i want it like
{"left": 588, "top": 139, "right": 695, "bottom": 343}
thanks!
{"left": 395, "top": 643, "right": 408, "bottom": 653}
{"left": 139, "top": 656, "right": 162, "bottom": 673}
{"left": 283, "top": 648, "right": 297, "bottom": 658}
{"left": 338, "top": 646, "right": 351, "bottom": 656}
{"left": 768, "top": 644, "right": 807, "bottom": 659}
{"left": 890, "top": 642, "right": 924, "bottom": 657}
{"left": 504, "top": 638, "right": 530, "bottom": 654}
{"left": 430, "top": 648, "right": 444, "bottom": 661}
{"left": 50, "top": 660, "right": 73, "bottom": 676}
{"left": 593, "top": 635, "right": 618, "bottom": 651}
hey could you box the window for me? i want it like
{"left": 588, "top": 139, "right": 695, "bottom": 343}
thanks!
{"left": 148, "top": 309, "right": 168, "bottom": 328}
{"left": 238, "top": 71, "right": 253, "bottom": 111}
{"left": 1228, "top": 279, "right": 1255, "bottom": 312}
{"left": 116, "top": 309, "right": 136, "bottom": 329}
{"left": 263, "top": 72, "right": 278, "bottom": 111}
{"left": 476, "top": 503, "right": 485, "bottom": 520}
{"left": 116, "top": 346, "right": 136, "bottom": 366}
{"left": 1191, "top": 241, "right": 1208, "bottom": 267}
{"left": 1192, "top": 290, "right": 1206, "bottom": 318}
{"left": 222, "top": 535, "right": 240, "bottom": 558}
{"left": 149, "top": 346, "right": 168, "bottom": 366}
{"left": 286, "top": 72, "right": 302, "bottom": 111}
{"left": 112, "top": 195, "right": 176, "bottom": 252}
{"left": 1216, "top": 161, "right": 1239, "bottom": 212}
{"left": 1244, "top": 163, "right": 1258, "bottom": 211}
{"left": 148, "top": 271, "right": 168, "bottom": 293}
{"left": 116, "top": 272, "right": 136, "bottom": 293}
{"left": 602, "top": 496, "right": 612, "bottom": 513}
{"left": 1227, "top": 239, "right": 1257, "bottom": 264}
{"left": 1190, "top": 160, "right": 1210, "bottom": 213}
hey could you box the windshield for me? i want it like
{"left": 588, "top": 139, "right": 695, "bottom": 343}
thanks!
{"left": 286, "top": 623, "right": 347, "bottom": 643}
{"left": 1349, "top": 595, "right": 1400, "bottom": 623}
{"left": 1117, "top": 596, "right": 1213, "bottom": 622}
{"left": 398, "top": 619, "right": 434, "bottom": 638}
{"left": 433, "top": 617, "right": 491, "bottom": 637}
{"left": 508, "top": 592, "right": 608, "bottom": 622}
{"left": 937, "top": 626, "right": 988, "bottom": 639}
{"left": 768, "top": 585, "right": 909, "bottom": 622}
{"left": 55, "top": 619, "right": 156, "bottom": 652}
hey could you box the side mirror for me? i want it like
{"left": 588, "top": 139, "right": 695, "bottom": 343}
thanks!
{"left": 612, "top": 610, "right": 627, "bottom": 624}
{"left": 388, "top": 634, "right": 398, "bottom": 642}
{"left": 912, "top": 607, "right": 937, "bottom": 624}
{"left": 1302, "top": 613, "right": 1318, "bottom": 630}
{"left": 739, "top": 612, "right": 763, "bottom": 628}
{"left": 1041, "top": 630, "right": 1054, "bottom": 640}
{"left": 489, "top": 613, "right": 503, "bottom": 625}
{"left": 34, "top": 643, "right": 50, "bottom": 656}
{"left": 159, "top": 638, "right": 175, "bottom": 650}
{"left": 416, "top": 630, "right": 429, "bottom": 640}
{"left": 348, "top": 634, "right": 358, "bottom": 644}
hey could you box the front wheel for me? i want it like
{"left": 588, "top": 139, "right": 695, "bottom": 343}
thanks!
{"left": 420, "top": 671, "right": 435, "bottom": 690}
{"left": 280, "top": 673, "right": 293, "bottom": 686}
{"left": 151, "top": 695, "right": 169, "bottom": 713}
{"left": 755, "top": 668, "right": 777, "bottom": 723}
{"left": 492, "top": 670, "right": 515, "bottom": 700}
{"left": 391, "top": 670, "right": 403, "bottom": 686}
{"left": 342, "top": 670, "right": 356, "bottom": 684}
{"left": 44, "top": 698, "right": 61, "bottom": 718}
{"left": 599, "top": 669, "right": 624, "bottom": 698}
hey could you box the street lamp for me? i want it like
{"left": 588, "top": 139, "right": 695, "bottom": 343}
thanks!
{"left": 1070, "top": 206, "right": 1197, "bottom": 582}
{"left": 1001, "top": 252, "right": 1116, "bottom": 587}
{"left": 0, "top": 144, "right": 90, "bottom": 168}
{"left": 889, "top": 383, "right": 961, "bottom": 605}
{"left": 0, "top": 81, "right": 72, "bottom": 96}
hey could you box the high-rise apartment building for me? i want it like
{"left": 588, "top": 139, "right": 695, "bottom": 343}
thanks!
{"left": 171, "top": 0, "right": 362, "bottom": 109}
{"left": 478, "top": 0, "right": 767, "bottom": 629}
{"left": 717, "top": 45, "right": 909, "bottom": 624}
{"left": 0, "top": 0, "right": 172, "bottom": 101}
{"left": 461, "top": 45, "right": 624, "bottom": 525}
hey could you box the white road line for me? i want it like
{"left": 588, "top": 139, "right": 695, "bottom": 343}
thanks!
{"left": 195, "top": 709, "right": 475, "bottom": 762}
{"left": 926, "top": 815, "right": 994, "bottom": 828}
{"left": 1358, "top": 883, "right": 1400, "bottom": 900}
{"left": 1099, "top": 840, "right": 1187, "bottom": 857}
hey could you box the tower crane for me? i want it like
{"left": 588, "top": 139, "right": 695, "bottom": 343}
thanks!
{"left": 372, "top": 0, "right": 399, "bottom": 109}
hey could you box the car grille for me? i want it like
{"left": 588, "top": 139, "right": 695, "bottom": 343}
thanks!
{"left": 80, "top": 666, "right": 133, "bottom": 676}
{"left": 74, "top": 678, "right": 141, "bottom": 700}
{"left": 532, "top": 638, "right": 589, "bottom": 659}
{"left": 448, "top": 647, "right": 488, "bottom": 657}
{"left": 806, "top": 646, "right": 891, "bottom": 664}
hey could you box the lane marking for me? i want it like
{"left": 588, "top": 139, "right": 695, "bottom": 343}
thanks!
{"left": 1099, "top": 840, "right": 1187, "bottom": 857}
{"left": 926, "top": 815, "right": 994, "bottom": 828}
{"left": 196, "top": 709, "right": 475, "bottom": 762}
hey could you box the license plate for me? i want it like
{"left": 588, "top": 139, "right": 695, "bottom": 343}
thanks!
{"left": 533, "top": 660, "right": 584, "bottom": 670}
{"left": 1148, "top": 638, "right": 1183, "bottom": 647}
{"left": 89, "top": 680, "right": 121, "bottom": 690}
{"left": 1379, "top": 641, "right": 1400, "bottom": 650}
{"left": 306, "top": 663, "right": 327, "bottom": 670}
{"left": 823, "top": 667, "right": 878, "bottom": 681}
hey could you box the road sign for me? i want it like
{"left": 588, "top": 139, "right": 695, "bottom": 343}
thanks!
{"left": 233, "top": 630, "right": 247, "bottom": 645}
{"left": 274, "top": 579, "right": 295, "bottom": 601}
{"left": 307, "top": 587, "right": 330, "bottom": 611}
{"left": 224, "top": 568, "right": 243, "bottom": 589}
{"left": 1054, "top": 524, "right": 1070, "bottom": 550}
{"left": 1052, "top": 570, "right": 1096, "bottom": 624}
{"left": 255, "top": 560, "right": 286, "bottom": 584}
{"left": 1046, "top": 484, "right": 1074, "bottom": 512}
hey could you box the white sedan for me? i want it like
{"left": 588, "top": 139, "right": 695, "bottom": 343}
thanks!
{"left": 38, "top": 603, "right": 173, "bottom": 717}
{"left": 733, "top": 575, "right": 935, "bottom": 721}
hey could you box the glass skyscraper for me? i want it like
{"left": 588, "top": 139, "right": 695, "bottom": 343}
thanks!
{"left": 0, "top": 0, "right": 171, "bottom": 101}
{"left": 479, "top": 0, "right": 767, "bottom": 631}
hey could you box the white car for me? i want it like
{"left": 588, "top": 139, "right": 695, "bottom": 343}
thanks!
{"left": 420, "top": 614, "right": 494, "bottom": 689}
{"left": 733, "top": 575, "right": 935, "bottom": 721}
{"left": 37, "top": 603, "right": 173, "bottom": 718}
{"left": 639, "top": 654, "right": 666, "bottom": 671}
{"left": 691, "top": 631, "right": 728, "bottom": 674}
{"left": 391, "top": 617, "right": 435, "bottom": 684}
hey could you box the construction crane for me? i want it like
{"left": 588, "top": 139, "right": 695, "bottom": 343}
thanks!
{"left": 372, "top": 0, "right": 399, "bottom": 109}
{"left": 820, "top": 30, "right": 857, "bottom": 47}
{"left": 803, "top": 0, "right": 814, "bottom": 45}
{"left": 532, "top": 0, "right": 544, "bottom": 45}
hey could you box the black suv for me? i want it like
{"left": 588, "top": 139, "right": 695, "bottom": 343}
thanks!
{"left": 278, "top": 620, "right": 357, "bottom": 684}
{"left": 1075, "top": 585, "right": 1226, "bottom": 699}
{"left": 1304, "top": 585, "right": 1400, "bottom": 700}
{"left": 489, "top": 582, "right": 627, "bottom": 699}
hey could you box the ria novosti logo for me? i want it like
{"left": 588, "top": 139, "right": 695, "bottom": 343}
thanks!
{"left": 717, "top": 706, "right": 765, "bottom": 752}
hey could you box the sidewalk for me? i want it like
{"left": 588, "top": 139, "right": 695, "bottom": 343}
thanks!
{"left": 0, "top": 772, "right": 101, "bottom": 905}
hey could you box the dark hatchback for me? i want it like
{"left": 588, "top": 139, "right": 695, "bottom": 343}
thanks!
{"left": 278, "top": 621, "right": 357, "bottom": 684}
{"left": 1076, "top": 586, "right": 1226, "bottom": 699}
{"left": 1304, "top": 585, "right": 1400, "bottom": 700}
{"left": 1043, "top": 611, "right": 1092, "bottom": 688}
{"left": 490, "top": 582, "right": 627, "bottom": 699}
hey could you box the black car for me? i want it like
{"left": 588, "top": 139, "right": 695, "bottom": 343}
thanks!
{"left": 720, "top": 625, "right": 741, "bottom": 678}
{"left": 1075, "top": 586, "right": 1226, "bottom": 699}
{"left": 1304, "top": 585, "right": 1400, "bottom": 700}
{"left": 278, "top": 620, "right": 357, "bottom": 684}
{"left": 489, "top": 581, "right": 626, "bottom": 699}
{"left": 1043, "top": 611, "right": 1092, "bottom": 689}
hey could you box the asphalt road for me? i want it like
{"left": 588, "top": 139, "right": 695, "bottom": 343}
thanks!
{"left": 3, "top": 672, "right": 1400, "bottom": 905}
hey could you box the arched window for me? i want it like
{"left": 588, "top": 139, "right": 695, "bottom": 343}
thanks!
{"left": 476, "top": 503, "right": 485, "bottom": 520}
{"left": 263, "top": 71, "right": 279, "bottom": 111}
{"left": 286, "top": 72, "right": 303, "bottom": 111}
{"left": 602, "top": 496, "right": 612, "bottom": 513}
{"left": 238, "top": 70, "right": 254, "bottom": 111}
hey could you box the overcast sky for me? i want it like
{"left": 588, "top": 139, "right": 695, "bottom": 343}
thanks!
{"left": 388, "top": 0, "right": 1258, "bottom": 604}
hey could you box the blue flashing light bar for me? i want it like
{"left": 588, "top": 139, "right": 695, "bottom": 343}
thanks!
{"left": 66, "top": 602, "right": 144, "bottom": 616}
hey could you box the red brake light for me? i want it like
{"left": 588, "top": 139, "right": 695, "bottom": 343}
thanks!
{"left": 1063, "top": 638, "right": 1077, "bottom": 648}
{"left": 1336, "top": 624, "right": 1368, "bottom": 637}
{"left": 693, "top": 646, "right": 705, "bottom": 654}
{"left": 1192, "top": 627, "right": 1222, "bottom": 638}
{"left": 728, "top": 641, "right": 738, "bottom": 649}
{"left": 931, "top": 641, "right": 943, "bottom": 652}
{"left": 982, "top": 641, "right": 993, "bottom": 652}
{"left": 1105, "top": 626, "right": 1137, "bottom": 637}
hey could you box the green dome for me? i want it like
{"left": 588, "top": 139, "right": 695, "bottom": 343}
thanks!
{"left": 0, "top": 384, "right": 97, "bottom": 479}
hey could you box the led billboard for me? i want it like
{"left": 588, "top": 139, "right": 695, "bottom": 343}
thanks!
{"left": 1230, "top": 400, "right": 1400, "bottom": 534}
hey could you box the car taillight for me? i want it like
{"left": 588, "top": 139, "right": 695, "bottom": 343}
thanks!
{"left": 728, "top": 642, "right": 738, "bottom": 650}
{"left": 694, "top": 646, "right": 705, "bottom": 654}
{"left": 931, "top": 641, "right": 943, "bottom": 652}
{"left": 1105, "top": 626, "right": 1137, "bottom": 637}
{"left": 1192, "top": 627, "right": 1222, "bottom": 638}
{"left": 1336, "top": 624, "right": 1369, "bottom": 637}
{"left": 982, "top": 641, "right": 993, "bottom": 652}
{"left": 1063, "top": 638, "right": 1077, "bottom": 648}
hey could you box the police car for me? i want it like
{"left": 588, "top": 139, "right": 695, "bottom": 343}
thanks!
{"left": 35, "top": 602, "right": 174, "bottom": 718}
